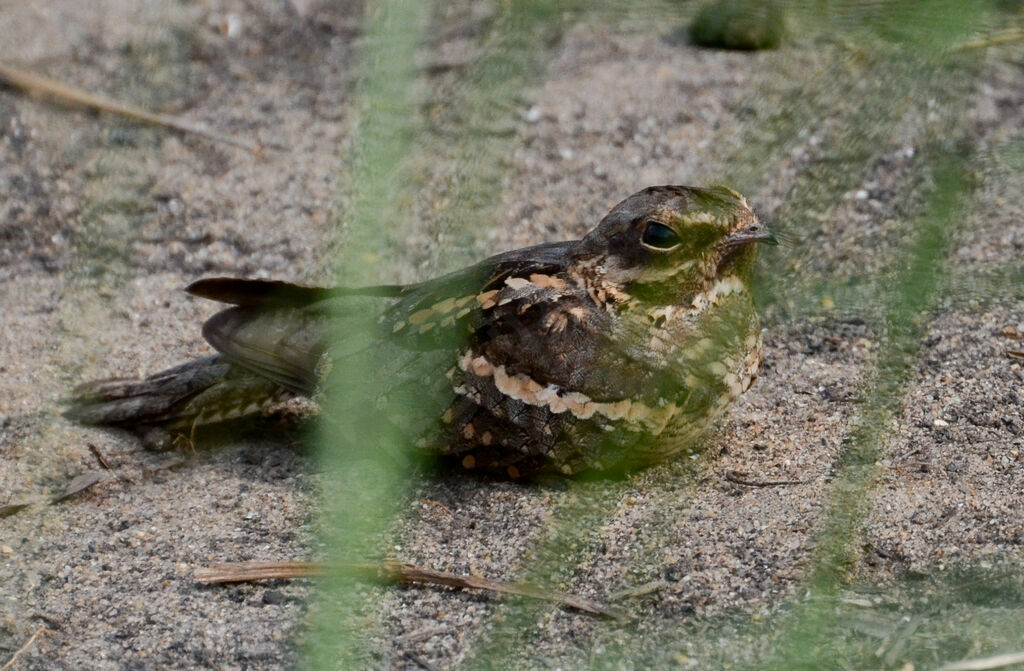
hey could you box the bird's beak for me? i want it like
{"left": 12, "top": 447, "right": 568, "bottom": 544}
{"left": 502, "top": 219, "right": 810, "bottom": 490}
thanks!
{"left": 723, "top": 222, "right": 778, "bottom": 247}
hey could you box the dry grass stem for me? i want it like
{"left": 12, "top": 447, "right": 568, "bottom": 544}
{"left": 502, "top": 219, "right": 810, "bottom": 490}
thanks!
{"left": 0, "top": 62, "right": 265, "bottom": 153}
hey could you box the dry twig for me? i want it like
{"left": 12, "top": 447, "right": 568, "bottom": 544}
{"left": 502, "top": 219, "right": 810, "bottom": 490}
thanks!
{"left": 1, "top": 626, "right": 49, "bottom": 671}
{"left": 724, "top": 470, "right": 805, "bottom": 487}
{"left": 195, "top": 559, "right": 626, "bottom": 620}
{"left": 88, "top": 443, "right": 116, "bottom": 473}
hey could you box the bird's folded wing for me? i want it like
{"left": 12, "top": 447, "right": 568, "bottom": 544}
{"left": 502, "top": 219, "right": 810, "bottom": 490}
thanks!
{"left": 189, "top": 240, "right": 579, "bottom": 392}
{"left": 201, "top": 305, "right": 329, "bottom": 395}
{"left": 380, "top": 240, "right": 577, "bottom": 348}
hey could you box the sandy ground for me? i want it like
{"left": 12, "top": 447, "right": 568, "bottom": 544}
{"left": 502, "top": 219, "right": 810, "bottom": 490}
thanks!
{"left": 1, "top": 2, "right": 1022, "bottom": 670}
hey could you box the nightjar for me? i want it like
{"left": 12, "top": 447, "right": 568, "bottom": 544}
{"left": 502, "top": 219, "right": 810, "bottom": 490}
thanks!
{"left": 69, "top": 185, "right": 775, "bottom": 476}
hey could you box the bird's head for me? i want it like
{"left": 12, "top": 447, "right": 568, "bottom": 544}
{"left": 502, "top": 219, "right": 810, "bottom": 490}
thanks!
{"left": 575, "top": 185, "right": 775, "bottom": 304}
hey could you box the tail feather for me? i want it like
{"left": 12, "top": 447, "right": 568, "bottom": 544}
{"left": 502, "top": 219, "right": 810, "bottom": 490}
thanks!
{"left": 65, "top": 355, "right": 287, "bottom": 428}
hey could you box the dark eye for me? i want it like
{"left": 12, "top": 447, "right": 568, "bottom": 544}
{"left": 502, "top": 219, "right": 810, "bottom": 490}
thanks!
{"left": 641, "top": 221, "right": 681, "bottom": 250}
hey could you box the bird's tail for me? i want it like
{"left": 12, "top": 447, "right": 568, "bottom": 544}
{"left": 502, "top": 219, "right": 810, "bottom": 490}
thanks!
{"left": 65, "top": 355, "right": 288, "bottom": 429}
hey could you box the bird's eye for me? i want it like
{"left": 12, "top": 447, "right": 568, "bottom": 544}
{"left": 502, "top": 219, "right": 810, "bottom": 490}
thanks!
{"left": 641, "top": 222, "right": 681, "bottom": 250}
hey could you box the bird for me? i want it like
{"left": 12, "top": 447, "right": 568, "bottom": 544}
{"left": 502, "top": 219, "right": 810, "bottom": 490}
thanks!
{"left": 67, "top": 185, "right": 776, "bottom": 477}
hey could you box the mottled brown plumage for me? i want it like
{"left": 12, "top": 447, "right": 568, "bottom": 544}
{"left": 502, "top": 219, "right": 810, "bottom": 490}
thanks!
{"left": 69, "top": 185, "right": 774, "bottom": 475}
